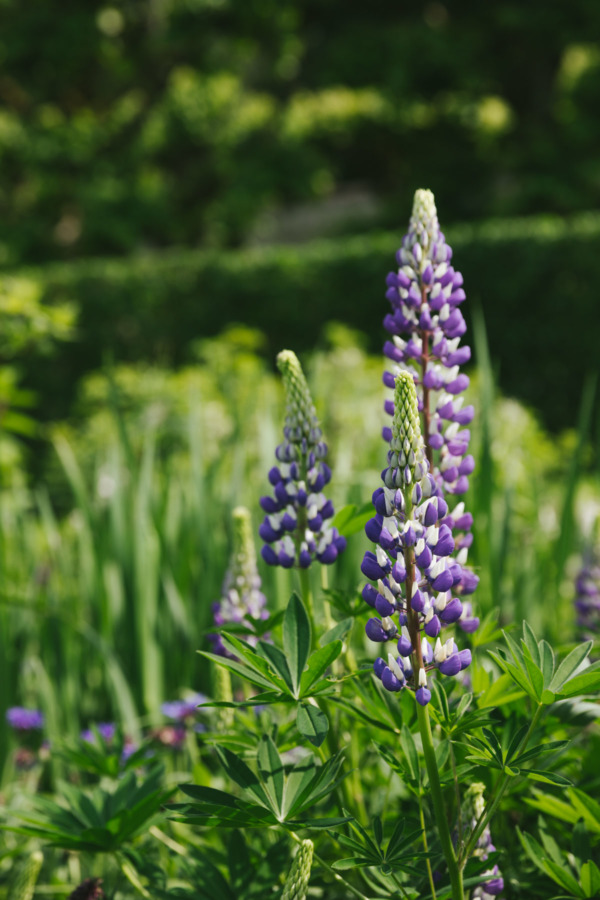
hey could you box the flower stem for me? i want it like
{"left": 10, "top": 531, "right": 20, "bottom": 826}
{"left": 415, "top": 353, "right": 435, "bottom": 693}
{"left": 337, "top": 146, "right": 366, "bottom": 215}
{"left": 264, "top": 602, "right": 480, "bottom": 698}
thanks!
{"left": 416, "top": 701, "right": 464, "bottom": 900}
{"left": 298, "top": 566, "right": 315, "bottom": 637}
{"left": 418, "top": 794, "right": 437, "bottom": 900}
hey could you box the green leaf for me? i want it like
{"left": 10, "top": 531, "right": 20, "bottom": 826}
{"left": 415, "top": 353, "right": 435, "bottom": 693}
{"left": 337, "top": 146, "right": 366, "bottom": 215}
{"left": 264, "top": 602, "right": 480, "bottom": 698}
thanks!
{"left": 524, "top": 769, "right": 573, "bottom": 786}
{"left": 198, "top": 651, "right": 280, "bottom": 692}
{"left": 283, "top": 593, "right": 311, "bottom": 697}
{"left": 332, "top": 503, "right": 374, "bottom": 537}
{"left": 255, "top": 641, "right": 294, "bottom": 692}
{"left": 296, "top": 703, "right": 329, "bottom": 747}
{"left": 548, "top": 642, "right": 593, "bottom": 693}
{"left": 539, "top": 640, "right": 556, "bottom": 689}
{"left": 319, "top": 617, "right": 354, "bottom": 647}
{"left": 299, "top": 641, "right": 342, "bottom": 696}
{"left": 257, "top": 735, "right": 285, "bottom": 818}
{"left": 555, "top": 663, "right": 600, "bottom": 699}
{"left": 580, "top": 860, "right": 600, "bottom": 896}
{"left": 569, "top": 788, "right": 600, "bottom": 832}
{"left": 477, "top": 671, "right": 526, "bottom": 707}
{"left": 506, "top": 723, "right": 530, "bottom": 764}
{"left": 522, "top": 653, "right": 544, "bottom": 700}
{"left": 522, "top": 622, "right": 541, "bottom": 667}
{"left": 216, "top": 748, "right": 270, "bottom": 809}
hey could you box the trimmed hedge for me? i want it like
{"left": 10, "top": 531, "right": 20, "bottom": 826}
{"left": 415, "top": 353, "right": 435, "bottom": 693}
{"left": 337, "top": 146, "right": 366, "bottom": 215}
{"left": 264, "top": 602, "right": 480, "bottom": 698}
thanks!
{"left": 11, "top": 210, "right": 600, "bottom": 430}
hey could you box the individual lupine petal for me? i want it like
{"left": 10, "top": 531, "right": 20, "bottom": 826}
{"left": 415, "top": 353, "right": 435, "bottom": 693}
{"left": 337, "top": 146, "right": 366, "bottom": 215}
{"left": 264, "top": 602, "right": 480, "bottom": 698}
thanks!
{"left": 282, "top": 839, "right": 314, "bottom": 900}
{"left": 415, "top": 668, "right": 431, "bottom": 706}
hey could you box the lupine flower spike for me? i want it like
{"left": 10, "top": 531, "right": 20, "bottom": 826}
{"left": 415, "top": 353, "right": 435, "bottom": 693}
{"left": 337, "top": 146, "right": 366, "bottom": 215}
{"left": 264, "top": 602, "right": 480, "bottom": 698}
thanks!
{"left": 463, "top": 783, "right": 504, "bottom": 898}
{"left": 362, "top": 370, "right": 471, "bottom": 705}
{"left": 210, "top": 506, "right": 268, "bottom": 656}
{"left": 383, "top": 189, "right": 479, "bottom": 610}
{"left": 282, "top": 839, "right": 314, "bottom": 900}
{"left": 260, "top": 350, "right": 346, "bottom": 568}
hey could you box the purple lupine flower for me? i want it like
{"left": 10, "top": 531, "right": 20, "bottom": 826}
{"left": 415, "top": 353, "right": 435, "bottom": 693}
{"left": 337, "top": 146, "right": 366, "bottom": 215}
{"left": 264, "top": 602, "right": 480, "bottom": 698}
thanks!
{"left": 81, "top": 722, "right": 116, "bottom": 744}
{"left": 382, "top": 189, "right": 478, "bottom": 601}
{"left": 574, "top": 542, "right": 600, "bottom": 642}
{"left": 363, "top": 371, "right": 472, "bottom": 707}
{"left": 6, "top": 707, "right": 44, "bottom": 731}
{"left": 463, "top": 783, "right": 505, "bottom": 898}
{"left": 209, "top": 506, "right": 268, "bottom": 656}
{"left": 260, "top": 350, "right": 346, "bottom": 569}
{"left": 161, "top": 692, "right": 208, "bottom": 721}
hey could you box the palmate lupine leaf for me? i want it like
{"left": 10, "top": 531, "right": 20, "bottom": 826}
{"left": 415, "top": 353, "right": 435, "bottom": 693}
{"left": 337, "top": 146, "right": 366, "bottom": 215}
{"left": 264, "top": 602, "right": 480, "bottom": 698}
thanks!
{"left": 172, "top": 742, "right": 349, "bottom": 830}
{"left": 330, "top": 815, "right": 426, "bottom": 877}
{"left": 1, "top": 766, "right": 173, "bottom": 852}
{"left": 201, "top": 594, "right": 342, "bottom": 745}
{"left": 517, "top": 827, "right": 600, "bottom": 898}
{"left": 488, "top": 621, "right": 600, "bottom": 706}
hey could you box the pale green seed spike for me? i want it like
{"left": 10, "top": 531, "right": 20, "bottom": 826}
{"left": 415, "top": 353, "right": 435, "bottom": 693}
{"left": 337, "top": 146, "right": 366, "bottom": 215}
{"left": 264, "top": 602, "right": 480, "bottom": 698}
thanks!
{"left": 7, "top": 851, "right": 43, "bottom": 900}
{"left": 390, "top": 371, "right": 426, "bottom": 483}
{"left": 409, "top": 188, "right": 440, "bottom": 262}
{"left": 276, "top": 350, "right": 320, "bottom": 444}
{"left": 463, "top": 781, "right": 486, "bottom": 824}
{"left": 213, "top": 663, "right": 234, "bottom": 731}
{"left": 282, "top": 840, "right": 314, "bottom": 900}
{"left": 230, "top": 506, "right": 258, "bottom": 590}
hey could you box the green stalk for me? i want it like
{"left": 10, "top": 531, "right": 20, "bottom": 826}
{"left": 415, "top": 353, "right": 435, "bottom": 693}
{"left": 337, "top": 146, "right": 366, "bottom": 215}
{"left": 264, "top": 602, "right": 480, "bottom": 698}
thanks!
{"left": 298, "top": 566, "right": 314, "bottom": 634}
{"left": 459, "top": 702, "right": 544, "bottom": 867}
{"left": 418, "top": 795, "right": 437, "bottom": 900}
{"left": 416, "top": 702, "right": 464, "bottom": 900}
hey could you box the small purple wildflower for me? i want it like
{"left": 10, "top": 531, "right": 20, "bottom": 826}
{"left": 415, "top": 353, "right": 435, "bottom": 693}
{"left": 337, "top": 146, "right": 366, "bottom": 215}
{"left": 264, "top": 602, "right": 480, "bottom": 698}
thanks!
{"left": 6, "top": 707, "right": 44, "bottom": 731}
{"left": 161, "top": 693, "right": 207, "bottom": 722}
{"left": 382, "top": 189, "right": 478, "bottom": 601}
{"left": 81, "top": 722, "right": 116, "bottom": 744}
{"left": 260, "top": 350, "right": 346, "bottom": 569}
{"left": 362, "top": 371, "right": 471, "bottom": 706}
{"left": 209, "top": 506, "right": 268, "bottom": 656}
{"left": 464, "top": 783, "right": 504, "bottom": 898}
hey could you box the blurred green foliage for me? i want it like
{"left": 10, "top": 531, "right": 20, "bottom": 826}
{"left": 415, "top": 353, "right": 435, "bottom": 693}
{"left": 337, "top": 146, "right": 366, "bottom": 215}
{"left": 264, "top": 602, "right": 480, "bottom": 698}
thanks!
{"left": 9, "top": 211, "right": 600, "bottom": 434}
{"left": 0, "top": 1, "right": 599, "bottom": 263}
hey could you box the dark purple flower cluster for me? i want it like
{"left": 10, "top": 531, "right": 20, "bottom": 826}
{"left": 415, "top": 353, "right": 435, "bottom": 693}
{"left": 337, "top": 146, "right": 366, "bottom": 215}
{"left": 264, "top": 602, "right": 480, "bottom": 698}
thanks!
{"left": 464, "top": 783, "right": 504, "bottom": 898}
{"left": 362, "top": 372, "right": 472, "bottom": 706}
{"left": 6, "top": 707, "right": 44, "bottom": 731}
{"left": 382, "top": 189, "right": 478, "bottom": 601}
{"left": 260, "top": 350, "right": 346, "bottom": 568}
{"left": 575, "top": 550, "right": 600, "bottom": 642}
{"left": 210, "top": 506, "right": 268, "bottom": 657}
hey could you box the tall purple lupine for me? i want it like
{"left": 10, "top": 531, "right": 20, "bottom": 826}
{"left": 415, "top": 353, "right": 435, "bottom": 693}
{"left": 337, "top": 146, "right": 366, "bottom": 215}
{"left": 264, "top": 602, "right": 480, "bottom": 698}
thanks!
{"left": 362, "top": 371, "right": 472, "bottom": 706}
{"left": 463, "top": 783, "right": 505, "bottom": 898}
{"left": 210, "top": 506, "right": 268, "bottom": 656}
{"left": 260, "top": 350, "right": 346, "bottom": 568}
{"left": 382, "top": 189, "right": 479, "bottom": 613}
